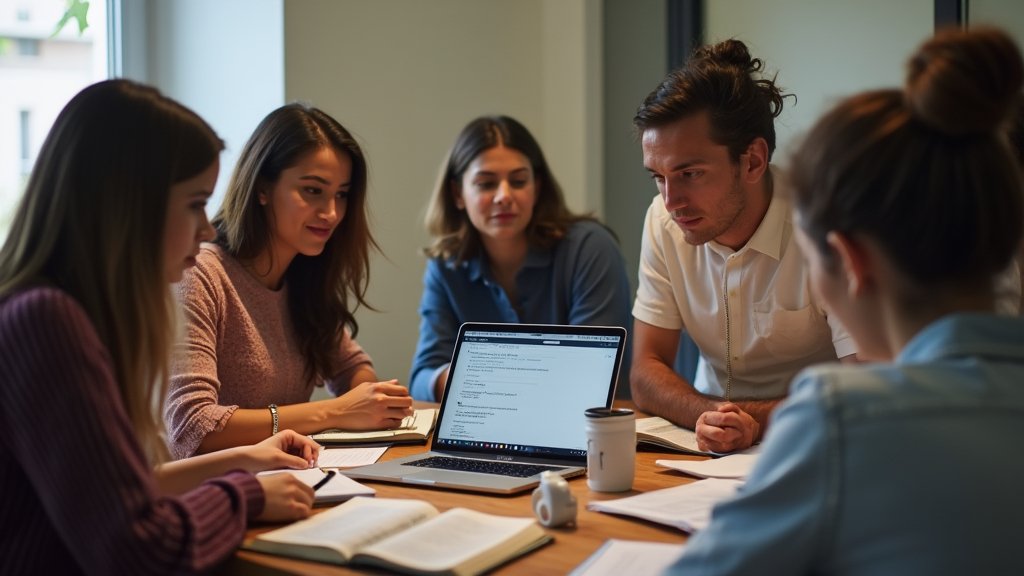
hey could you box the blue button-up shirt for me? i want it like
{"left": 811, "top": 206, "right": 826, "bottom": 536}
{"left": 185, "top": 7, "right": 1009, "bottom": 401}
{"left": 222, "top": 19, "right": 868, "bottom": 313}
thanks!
{"left": 409, "top": 220, "right": 632, "bottom": 401}
{"left": 667, "top": 313, "right": 1024, "bottom": 575}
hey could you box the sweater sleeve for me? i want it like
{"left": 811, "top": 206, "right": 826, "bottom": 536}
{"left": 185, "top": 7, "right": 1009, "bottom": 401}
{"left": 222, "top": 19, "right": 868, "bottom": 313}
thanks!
{"left": 0, "top": 287, "right": 264, "bottom": 575}
{"left": 166, "top": 258, "right": 239, "bottom": 459}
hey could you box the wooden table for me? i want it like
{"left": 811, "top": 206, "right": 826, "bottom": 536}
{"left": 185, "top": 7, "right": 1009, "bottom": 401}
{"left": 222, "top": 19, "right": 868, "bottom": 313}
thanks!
{"left": 223, "top": 405, "right": 702, "bottom": 575}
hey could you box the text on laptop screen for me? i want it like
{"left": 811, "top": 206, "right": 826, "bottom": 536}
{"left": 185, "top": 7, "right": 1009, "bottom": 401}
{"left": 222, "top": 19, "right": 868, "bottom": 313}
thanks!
{"left": 434, "top": 328, "right": 621, "bottom": 458}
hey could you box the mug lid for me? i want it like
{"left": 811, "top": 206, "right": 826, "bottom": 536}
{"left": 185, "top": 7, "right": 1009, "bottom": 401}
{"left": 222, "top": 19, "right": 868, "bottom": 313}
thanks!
{"left": 584, "top": 407, "right": 634, "bottom": 418}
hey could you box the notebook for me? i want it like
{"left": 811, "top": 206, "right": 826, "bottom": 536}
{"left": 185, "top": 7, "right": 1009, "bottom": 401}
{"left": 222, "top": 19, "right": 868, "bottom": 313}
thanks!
{"left": 345, "top": 322, "right": 627, "bottom": 494}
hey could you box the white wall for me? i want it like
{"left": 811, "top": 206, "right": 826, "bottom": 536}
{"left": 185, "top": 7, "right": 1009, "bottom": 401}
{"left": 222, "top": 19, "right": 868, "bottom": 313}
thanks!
{"left": 284, "top": 0, "right": 602, "bottom": 386}
{"left": 142, "top": 0, "right": 285, "bottom": 207}
{"left": 706, "top": 0, "right": 934, "bottom": 164}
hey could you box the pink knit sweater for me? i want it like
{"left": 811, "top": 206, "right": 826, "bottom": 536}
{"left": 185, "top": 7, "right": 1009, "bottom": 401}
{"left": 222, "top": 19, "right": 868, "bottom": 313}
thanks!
{"left": 165, "top": 244, "right": 373, "bottom": 459}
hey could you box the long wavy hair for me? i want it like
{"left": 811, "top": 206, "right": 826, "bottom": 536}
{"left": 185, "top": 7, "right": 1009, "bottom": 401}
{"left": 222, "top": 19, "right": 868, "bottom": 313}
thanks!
{"left": 212, "top": 103, "right": 377, "bottom": 383}
{"left": 0, "top": 79, "right": 223, "bottom": 463}
{"left": 423, "top": 115, "right": 595, "bottom": 262}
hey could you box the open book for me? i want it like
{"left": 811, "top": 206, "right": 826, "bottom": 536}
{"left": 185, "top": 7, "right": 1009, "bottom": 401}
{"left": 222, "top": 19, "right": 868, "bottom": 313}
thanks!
{"left": 635, "top": 416, "right": 716, "bottom": 456}
{"left": 311, "top": 408, "right": 437, "bottom": 445}
{"left": 245, "top": 497, "right": 551, "bottom": 576}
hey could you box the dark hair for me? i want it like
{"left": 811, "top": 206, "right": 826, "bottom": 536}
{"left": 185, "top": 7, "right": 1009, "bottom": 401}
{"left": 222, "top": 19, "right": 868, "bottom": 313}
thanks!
{"left": 212, "top": 103, "right": 377, "bottom": 382}
{"left": 0, "top": 79, "right": 223, "bottom": 462}
{"left": 790, "top": 27, "right": 1024, "bottom": 299}
{"left": 634, "top": 39, "right": 791, "bottom": 161}
{"left": 424, "top": 115, "right": 594, "bottom": 261}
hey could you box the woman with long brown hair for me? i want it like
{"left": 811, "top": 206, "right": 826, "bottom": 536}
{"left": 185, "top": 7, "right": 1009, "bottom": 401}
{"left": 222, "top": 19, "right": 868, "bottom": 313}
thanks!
{"left": 166, "top": 103, "right": 412, "bottom": 458}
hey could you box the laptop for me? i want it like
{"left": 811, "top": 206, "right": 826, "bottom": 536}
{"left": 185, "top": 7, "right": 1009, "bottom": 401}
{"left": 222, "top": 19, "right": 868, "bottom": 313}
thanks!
{"left": 345, "top": 322, "right": 627, "bottom": 494}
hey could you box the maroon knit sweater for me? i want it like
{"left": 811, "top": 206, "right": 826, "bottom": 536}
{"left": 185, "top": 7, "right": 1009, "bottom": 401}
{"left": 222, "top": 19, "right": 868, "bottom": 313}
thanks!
{"left": 0, "top": 287, "right": 264, "bottom": 574}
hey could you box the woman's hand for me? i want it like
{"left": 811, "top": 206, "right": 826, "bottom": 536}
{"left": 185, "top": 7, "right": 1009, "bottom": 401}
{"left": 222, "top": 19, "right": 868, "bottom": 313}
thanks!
{"left": 244, "top": 430, "right": 321, "bottom": 472}
{"left": 255, "top": 472, "right": 314, "bottom": 522}
{"left": 331, "top": 379, "right": 414, "bottom": 430}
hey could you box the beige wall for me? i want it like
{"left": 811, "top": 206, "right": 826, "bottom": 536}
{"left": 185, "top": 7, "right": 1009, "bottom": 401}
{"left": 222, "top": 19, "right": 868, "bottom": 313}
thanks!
{"left": 284, "top": 0, "right": 603, "bottom": 387}
{"left": 139, "top": 0, "right": 1005, "bottom": 398}
{"left": 706, "top": 0, "right": 934, "bottom": 164}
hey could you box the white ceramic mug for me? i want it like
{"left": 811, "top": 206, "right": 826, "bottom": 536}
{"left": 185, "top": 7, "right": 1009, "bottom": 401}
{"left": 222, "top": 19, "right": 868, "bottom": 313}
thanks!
{"left": 531, "top": 471, "right": 577, "bottom": 527}
{"left": 584, "top": 407, "right": 635, "bottom": 492}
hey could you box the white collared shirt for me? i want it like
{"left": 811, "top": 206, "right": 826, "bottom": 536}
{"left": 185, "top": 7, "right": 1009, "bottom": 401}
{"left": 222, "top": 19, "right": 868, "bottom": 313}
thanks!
{"left": 633, "top": 172, "right": 855, "bottom": 399}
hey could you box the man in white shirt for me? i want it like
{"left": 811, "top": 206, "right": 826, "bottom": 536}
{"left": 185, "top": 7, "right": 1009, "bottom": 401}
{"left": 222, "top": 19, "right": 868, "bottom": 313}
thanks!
{"left": 630, "top": 39, "right": 856, "bottom": 453}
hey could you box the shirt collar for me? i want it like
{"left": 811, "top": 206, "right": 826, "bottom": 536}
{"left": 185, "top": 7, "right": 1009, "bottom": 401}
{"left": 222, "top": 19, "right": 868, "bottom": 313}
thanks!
{"left": 742, "top": 173, "right": 789, "bottom": 261}
{"left": 447, "top": 243, "right": 551, "bottom": 283}
{"left": 706, "top": 167, "right": 789, "bottom": 261}
{"left": 897, "top": 313, "right": 1024, "bottom": 365}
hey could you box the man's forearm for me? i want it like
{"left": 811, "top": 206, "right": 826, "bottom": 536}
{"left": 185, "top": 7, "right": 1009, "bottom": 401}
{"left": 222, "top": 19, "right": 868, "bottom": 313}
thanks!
{"left": 630, "top": 358, "right": 720, "bottom": 428}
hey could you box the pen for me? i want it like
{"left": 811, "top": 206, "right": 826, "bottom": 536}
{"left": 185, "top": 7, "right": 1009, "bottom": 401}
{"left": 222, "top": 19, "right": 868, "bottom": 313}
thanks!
{"left": 312, "top": 469, "right": 336, "bottom": 492}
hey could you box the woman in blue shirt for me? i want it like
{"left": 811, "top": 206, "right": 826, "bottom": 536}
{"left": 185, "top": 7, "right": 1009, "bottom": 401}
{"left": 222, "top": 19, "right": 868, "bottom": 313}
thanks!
{"left": 410, "top": 116, "right": 632, "bottom": 401}
{"left": 667, "top": 27, "right": 1024, "bottom": 575}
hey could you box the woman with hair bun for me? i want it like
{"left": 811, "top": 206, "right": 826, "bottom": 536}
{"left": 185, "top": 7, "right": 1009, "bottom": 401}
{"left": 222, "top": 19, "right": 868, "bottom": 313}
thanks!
{"left": 666, "top": 27, "right": 1024, "bottom": 575}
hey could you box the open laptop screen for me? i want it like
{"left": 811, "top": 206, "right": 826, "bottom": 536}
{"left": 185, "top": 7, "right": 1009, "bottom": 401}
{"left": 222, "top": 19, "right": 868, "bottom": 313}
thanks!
{"left": 432, "top": 323, "right": 625, "bottom": 461}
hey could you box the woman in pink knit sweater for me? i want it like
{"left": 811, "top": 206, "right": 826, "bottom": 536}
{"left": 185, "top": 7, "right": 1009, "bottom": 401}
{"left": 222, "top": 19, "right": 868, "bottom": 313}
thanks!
{"left": 166, "top": 104, "right": 413, "bottom": 458}
{"left": 0, "top": 79, "right": 319, "bottom": 574}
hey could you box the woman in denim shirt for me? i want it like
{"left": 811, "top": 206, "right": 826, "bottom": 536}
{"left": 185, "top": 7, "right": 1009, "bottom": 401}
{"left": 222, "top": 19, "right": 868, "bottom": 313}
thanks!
{"left": 410, "top": 116, "right": 632, "bottom": 401}
{"left": 667, "top": 27, "right": 1024, "bottom": 575}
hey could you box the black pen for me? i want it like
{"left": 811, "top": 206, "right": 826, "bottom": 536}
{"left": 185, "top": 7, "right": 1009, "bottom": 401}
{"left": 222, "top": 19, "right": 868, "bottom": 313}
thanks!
{"left": 312, "top": 469, "right": 336, "bottom": 491}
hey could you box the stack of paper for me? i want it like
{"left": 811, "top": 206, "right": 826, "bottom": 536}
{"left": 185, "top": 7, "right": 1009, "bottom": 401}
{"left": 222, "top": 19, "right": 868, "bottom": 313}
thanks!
{"left": 587, "top": 478, "right": 742, "bottom": 533}
{"left": 655, "top": 445, "right": 762, "bottom": 480}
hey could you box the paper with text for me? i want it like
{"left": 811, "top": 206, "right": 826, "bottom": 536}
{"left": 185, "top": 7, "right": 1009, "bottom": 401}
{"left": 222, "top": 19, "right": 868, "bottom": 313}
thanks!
{"left": 317, "top": 446, "right": 388, "bottom": 468}
{"left": 656, "top": 445, "right": 762, "bottom": 479}
{"left": 587, "top": 478, "right": 742, "bottom": 532}
{"left": 570, "top": 539, "right": 686, "bottom": 576}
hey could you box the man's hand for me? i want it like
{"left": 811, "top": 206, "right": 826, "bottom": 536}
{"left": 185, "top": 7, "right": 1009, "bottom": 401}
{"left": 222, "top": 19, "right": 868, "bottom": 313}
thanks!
{"left": 695, "top": 403, "right": 760, "bottom": 453}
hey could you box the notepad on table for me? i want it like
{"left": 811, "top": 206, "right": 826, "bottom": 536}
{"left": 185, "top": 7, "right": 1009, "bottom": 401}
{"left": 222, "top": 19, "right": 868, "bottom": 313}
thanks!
{"left": 311, "top": 408, "right": 437, "bottom": 445}
{"left": 245, "top": 497, "right": 551, "bottom": 576}
{"left": 256, "top": 467, "right": 375, "bottom": 505}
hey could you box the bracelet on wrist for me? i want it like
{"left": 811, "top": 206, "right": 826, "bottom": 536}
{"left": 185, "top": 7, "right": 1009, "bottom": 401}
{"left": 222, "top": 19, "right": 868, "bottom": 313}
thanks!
{"left": 268, "top": 404, "right": 279, "bottom": 436}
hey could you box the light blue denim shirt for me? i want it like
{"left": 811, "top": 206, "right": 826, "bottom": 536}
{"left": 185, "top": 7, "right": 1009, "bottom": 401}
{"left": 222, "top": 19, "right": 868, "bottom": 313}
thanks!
{"left": 409, "top": 220, "right": 632, "bottom": 401}
{"left": 667, "top": 313, "right": 1024, "bottom": 575}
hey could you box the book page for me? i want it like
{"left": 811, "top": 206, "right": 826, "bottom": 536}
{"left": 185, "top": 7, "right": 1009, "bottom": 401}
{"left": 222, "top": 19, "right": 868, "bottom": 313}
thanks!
{"left": 570, "top": 539, "right": 685, "bottom": 576}
{"left": 656, "top": 445, "right": 762, "bottom": 479}
{"left": 635, "top": 417, "right": 708, "bottom": 454}
{"left": 253, "top": 497, "right": 438, "bottom": 560}
{"left": 587, "top": 479, "right": 742, "bottom": 532}
{"left": 357, "top": 508, "right": 546, "bottom": 574}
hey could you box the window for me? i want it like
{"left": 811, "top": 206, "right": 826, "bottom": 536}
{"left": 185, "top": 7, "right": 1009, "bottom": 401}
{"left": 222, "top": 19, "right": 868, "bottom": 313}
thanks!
{"left": 18, "top": 110, "right": 30, "bottom": 174}
{"left": 0, "top": 0, "right": 109, "bottom": 239}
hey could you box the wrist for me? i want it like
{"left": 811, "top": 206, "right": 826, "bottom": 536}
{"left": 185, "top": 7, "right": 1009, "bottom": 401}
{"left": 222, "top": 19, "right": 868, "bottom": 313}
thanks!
{"left": 268, "top": 404, "right": 279, "bottom": 436}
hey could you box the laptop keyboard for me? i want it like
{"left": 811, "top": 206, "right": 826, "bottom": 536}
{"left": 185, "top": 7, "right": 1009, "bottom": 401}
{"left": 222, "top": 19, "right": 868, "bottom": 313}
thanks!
{"left": 406, "top": 456, "right": 567, "bottom": 478}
